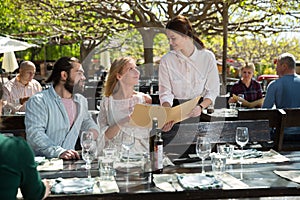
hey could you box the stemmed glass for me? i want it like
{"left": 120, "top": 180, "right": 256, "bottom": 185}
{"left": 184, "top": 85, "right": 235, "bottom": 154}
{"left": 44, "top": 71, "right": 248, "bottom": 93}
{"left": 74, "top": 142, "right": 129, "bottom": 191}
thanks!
{"left": 121, "top": 130, "right": 135, "bottom": 167}
{"left": 235, "top": 127, "right": 249, "bottom": 151}
{"left": 81, "top": 131, "right": 96, "bottom": 178}
{"left": 195, "top": 136, "right": 211, "bottom": 174}
{"left": 237, "top": 94, "right": 244, "bottom": 108}
{"left": 235, "top": 127, "right": 249, "bottom": 179}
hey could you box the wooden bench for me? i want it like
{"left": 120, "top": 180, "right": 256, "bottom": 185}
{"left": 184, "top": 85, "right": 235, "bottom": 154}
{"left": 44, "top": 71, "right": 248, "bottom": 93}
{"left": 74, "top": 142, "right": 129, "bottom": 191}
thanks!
{"left": 163, "top": 120, "right": 271, "bottom": 157}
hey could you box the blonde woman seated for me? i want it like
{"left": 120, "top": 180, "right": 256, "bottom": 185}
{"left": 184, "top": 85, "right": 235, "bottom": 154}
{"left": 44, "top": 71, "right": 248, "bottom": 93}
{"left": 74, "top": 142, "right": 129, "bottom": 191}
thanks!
{"left": 228, "top": 62, "right": 263, "bottom": 108}
{"left": 97, "top": 56, "right": 151, "bottom": 156}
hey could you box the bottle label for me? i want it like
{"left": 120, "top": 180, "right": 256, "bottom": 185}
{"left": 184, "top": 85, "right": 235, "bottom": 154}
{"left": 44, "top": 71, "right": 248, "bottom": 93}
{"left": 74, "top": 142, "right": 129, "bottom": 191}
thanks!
{"left": 154, "top": 144, "right": 163, "bottom": 169}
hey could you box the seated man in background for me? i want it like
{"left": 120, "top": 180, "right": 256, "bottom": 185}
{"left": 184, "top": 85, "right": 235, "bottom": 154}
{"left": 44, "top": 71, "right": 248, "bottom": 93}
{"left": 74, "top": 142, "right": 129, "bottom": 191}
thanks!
{"left": 263, "top": 52, "right": 300, "bottom": 141}
{"left": 25, "top": 56, "right": 102, "bottom": 160}
{"left": 2, "top": 61, "right": 42, "bottom": 112}
{"left": 228, "top": 62, "right": 263, "bottom": 108}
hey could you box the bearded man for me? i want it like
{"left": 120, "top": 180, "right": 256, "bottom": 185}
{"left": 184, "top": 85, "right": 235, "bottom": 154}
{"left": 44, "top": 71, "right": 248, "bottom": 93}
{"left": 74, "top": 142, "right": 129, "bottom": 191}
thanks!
{"left": 25, "top": 57, "right": 102, "bottom": 159}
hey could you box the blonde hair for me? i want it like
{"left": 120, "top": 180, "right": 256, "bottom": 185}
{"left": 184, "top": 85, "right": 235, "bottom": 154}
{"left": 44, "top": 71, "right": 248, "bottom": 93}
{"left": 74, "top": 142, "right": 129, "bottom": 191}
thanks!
{"left": 241, "top": 62, "right": 255, "bottom": 72}
{"left": 104, "top": 56, "right": 135, "bottom": 97}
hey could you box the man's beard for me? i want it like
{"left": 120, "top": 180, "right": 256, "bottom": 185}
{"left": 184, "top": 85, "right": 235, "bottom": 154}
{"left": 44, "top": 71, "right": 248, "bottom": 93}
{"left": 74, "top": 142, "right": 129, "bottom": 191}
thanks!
{"left": 64, "top": 77, "right": 84, "bottom": 94}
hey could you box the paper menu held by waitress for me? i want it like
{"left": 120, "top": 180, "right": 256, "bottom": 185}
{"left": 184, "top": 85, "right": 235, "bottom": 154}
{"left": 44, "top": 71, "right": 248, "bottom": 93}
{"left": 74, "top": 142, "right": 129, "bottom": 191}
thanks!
{"left": 129, "top": 96, "right": 201, "bottom": 129}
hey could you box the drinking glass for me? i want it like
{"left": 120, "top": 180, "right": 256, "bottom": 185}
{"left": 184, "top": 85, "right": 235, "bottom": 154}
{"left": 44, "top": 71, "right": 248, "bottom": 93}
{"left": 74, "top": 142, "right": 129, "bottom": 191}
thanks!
{"left": 80, "top": 131, "right": 96, "bottom": 178}
{"left": 82, "top": 141, "right": 97, "bottom": 178}
{"left": 195, "top": 136, "right": 211, "bottom": 174}
{"left": 121, "top": 130, "right": 135, "bottom": 166}
{"left": 235, "top": 127, "right": 249, "bottom": 150}
{"left": 96, "top": 100, "right": 101, "bottom": 111}
{"left": 237, "top": 94, "right": 244, "bottom": 108}
{"left": 80, "top": 131, "right": 94, "bottom": 150}
{"left": 235, "top": 127, "right": 249, "bottom": 180}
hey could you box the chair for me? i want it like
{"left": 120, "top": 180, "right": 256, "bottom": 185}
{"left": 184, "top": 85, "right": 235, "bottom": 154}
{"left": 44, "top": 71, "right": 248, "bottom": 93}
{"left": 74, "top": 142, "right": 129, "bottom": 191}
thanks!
{"left": 277, "top": 108, "right": 300, "bottom": 151}
{"left": 237, "top": 108, "right": 285, "bottom": 151}
{"left": 163, "top": 120, "right": 271, "bottom": 157}
{"left": 0, "top": 115, "right": 26, "bottom": 139}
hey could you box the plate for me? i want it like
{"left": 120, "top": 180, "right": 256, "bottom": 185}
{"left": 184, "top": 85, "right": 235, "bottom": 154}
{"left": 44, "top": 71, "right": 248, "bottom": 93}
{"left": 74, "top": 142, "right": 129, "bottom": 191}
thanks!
{"left": 178, "top": 174, "right": 215, "bottom": 188}
{"left": 121, "top": 153, "right": 143, "bottom": 161}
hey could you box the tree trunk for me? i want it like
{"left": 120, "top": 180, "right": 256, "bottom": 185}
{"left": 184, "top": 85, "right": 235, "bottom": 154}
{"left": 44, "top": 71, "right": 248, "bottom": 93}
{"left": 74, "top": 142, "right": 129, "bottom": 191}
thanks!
{"left": 138, "top": 28, "right": 161, "bottom": 79}
{"left": 221, "top": 2, "right": 229, "bottom": 95}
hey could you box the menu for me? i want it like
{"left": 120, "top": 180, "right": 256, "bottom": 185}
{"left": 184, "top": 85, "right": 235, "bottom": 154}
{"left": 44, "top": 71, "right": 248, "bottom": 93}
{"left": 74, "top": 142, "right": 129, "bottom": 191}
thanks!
{"left": 130, "top": 96, "right": 201, "bottom": 128}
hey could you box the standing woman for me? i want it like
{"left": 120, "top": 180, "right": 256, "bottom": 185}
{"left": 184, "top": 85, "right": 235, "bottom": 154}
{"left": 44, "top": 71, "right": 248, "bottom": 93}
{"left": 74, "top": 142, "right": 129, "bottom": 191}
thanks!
{"left": 97, "top": 56, "right": 152, "bottom": 154}
{"left": 159, "top": 15, "right": 220, "bottom": 131}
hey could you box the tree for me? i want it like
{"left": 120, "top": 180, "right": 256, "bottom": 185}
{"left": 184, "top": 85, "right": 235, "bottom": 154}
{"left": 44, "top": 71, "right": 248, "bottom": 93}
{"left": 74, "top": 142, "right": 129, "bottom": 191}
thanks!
{"left": 3, "top": 0, "right": 300, "bottom": 80}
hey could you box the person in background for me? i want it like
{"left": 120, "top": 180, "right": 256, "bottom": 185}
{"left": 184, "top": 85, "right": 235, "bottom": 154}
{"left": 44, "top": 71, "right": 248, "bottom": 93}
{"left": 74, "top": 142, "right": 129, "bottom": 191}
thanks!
{"left": 262, "top": 52, "right": 300, "bottom": 141}
{"left": 25, "top": 56, "right": 101, "bottom": 160}
{"left": 159, "top": 15, "right": 220, "bottom": 131}
{"left": 2, "top": 61, "right": 42, "bottom": 112}
{"left": 97, "top": 56, "right": 151, "bottom": 154}
{"left": 228, "top": 62, "right": 263, "bottom": 107}
{"left": 0, "top": 134, "right": 50, "bottom": 199}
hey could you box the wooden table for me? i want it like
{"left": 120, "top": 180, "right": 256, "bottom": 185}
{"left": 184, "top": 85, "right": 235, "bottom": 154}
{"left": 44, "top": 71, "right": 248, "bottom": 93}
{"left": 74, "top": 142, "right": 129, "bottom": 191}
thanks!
{"left": 41, "top": 150, "right": 300, "bottom": 199}
{"left": 201, "top": 108, "right": 238, "bottom": 122}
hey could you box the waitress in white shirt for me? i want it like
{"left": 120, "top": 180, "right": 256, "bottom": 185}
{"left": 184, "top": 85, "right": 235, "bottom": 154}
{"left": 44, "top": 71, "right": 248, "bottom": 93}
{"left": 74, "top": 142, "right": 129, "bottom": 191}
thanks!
{"left": 159, "top": 15, "right": 220, "bottom": 131}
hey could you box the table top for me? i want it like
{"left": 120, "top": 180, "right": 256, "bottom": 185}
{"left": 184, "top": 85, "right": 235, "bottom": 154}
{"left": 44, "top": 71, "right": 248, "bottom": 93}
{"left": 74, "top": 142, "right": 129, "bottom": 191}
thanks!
{"left": 40, "top": 150, "right": 300, "bottom": 199}
{"left": 201, "top": 108, "right": 238, "bottom": 122}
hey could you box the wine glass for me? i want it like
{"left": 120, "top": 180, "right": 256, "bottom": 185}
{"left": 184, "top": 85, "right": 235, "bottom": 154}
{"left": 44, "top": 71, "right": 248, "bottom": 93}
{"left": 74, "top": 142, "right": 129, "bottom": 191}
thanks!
{"left": 96, "top": 100, "right": 101, "bottom": 111}
{"left": 195, "top": 136, "right": 211, "bottom": 174}
{"left": 121, "top": 130, "right": 135, "bottom": 167}
{"left": 82, "top": 143, "right": 96, "bottom": 178}
{"left": 235, "top": 127, "right": 249, "bottom": 180}
{"left": 80, "top": 131, "right": 96, "bottom": 178}
{"left": 235, "top": 127, "right": 249, "bottom": 151}
{"left": 80, "top": 131, "right": 93, "bottom": 150}
{"left": 237, "top": 94, "right": 244, "bottom": 108}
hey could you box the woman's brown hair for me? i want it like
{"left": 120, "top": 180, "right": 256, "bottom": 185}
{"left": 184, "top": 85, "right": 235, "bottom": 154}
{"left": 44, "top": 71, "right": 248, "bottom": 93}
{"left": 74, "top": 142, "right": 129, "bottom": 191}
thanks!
{"left": 166, "top": 15, "right": 205, "bottom": 49}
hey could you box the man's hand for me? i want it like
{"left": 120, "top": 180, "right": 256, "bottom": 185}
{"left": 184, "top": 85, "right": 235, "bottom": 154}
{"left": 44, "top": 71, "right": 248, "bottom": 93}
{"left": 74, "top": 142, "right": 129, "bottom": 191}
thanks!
{"left": 59, "top": 150, "right": 80, "bottom": 160}
{"left": 20, "top": 97, "right": 30, "bottom": 105}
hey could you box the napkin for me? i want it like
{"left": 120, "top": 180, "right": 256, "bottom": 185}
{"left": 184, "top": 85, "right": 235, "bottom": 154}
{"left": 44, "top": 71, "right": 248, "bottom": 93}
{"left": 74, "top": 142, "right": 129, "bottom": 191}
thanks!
{"left": 93, "top": 177, "right": 120, "bottom": 194}
{"left": 273, "top": 170, "right": 300, "bottom": 184}
{"left": 177, "top": 173, "right": 222, "bottom": 190}
{"left": 153, "top": 174, "right": 183, "bottom": 192}
{"left": 232, "top": 149, "right": 263, "bottom": 159}
{"left": 37, "top": 158, "right": 63, "bottom": 171}
{"left": 51, "top": 178, "right": 94, "bottom": 194}
{"left": 226, "top": 149, "right": 289, "bottom": 165}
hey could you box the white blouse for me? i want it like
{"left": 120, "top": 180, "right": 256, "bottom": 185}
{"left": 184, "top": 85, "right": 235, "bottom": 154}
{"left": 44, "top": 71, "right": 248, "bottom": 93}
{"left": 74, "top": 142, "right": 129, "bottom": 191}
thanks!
{"left": 159, "top": 47, "right": 220, "bottom": 106}
{"left": 97, "top": 92, "right": 151, "bottom": 155}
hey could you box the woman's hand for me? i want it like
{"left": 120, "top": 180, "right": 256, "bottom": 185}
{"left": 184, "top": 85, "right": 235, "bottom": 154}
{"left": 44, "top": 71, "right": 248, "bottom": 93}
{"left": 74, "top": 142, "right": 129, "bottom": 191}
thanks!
{"left": 161, "top": 120, "right": 175, "bottom": 132}
{"left": 188, "top": 105, "right": 202, "bottom": 118}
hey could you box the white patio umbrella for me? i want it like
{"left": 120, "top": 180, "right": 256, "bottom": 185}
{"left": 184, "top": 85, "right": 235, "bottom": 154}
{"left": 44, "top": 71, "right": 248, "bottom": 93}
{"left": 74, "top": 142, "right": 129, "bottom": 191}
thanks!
{"left": 2, "top": 51, "right": 19, "bottom": 72}
{"left": 0, "top": 36, "right": 39, "bottom": 54}
{"left": 0, "top": 36, "right": 39, "bottom": 72}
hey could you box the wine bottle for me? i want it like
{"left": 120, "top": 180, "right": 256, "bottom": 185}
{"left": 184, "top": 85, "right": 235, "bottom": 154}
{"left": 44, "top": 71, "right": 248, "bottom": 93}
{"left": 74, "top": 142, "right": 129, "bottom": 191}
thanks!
{"left": 153, "top": 128, "right": 163, "bottom": 173}
{"left": 149, "top": 117, "right": 158, "bottom": 171}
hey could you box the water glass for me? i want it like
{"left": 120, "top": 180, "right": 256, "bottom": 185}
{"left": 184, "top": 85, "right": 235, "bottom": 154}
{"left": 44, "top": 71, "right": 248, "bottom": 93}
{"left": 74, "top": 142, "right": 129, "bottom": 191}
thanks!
{"left": 211, "top": 153, "right": 226, "bottom": 175}
{"left": 229, "top": 102, "right": 236, "bottom": 109}
{"left": 217, "top": 144, "right": 234, "bottom": 159}
{"left": 98, "top": 148, "right": 117, "bottom": 180}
